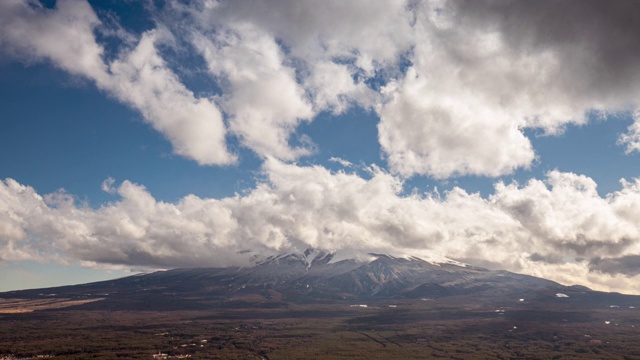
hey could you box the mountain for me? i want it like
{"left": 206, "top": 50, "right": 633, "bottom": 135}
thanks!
{"left": 4, "top": 250, "right": 640, "bottom": 359}
{"left": 2, "top": 250, "right": 637, "bottom": 310}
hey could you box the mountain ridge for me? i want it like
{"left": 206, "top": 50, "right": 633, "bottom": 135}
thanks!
{"left": 3, "top": 250, "right": 639, "bottom": 312}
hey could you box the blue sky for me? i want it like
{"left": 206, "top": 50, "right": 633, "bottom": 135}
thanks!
{"left": 2, "top": 0, "right": 640, "bottom": 293}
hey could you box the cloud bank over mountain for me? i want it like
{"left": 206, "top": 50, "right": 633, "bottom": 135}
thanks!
{"left": 3, "top": 161, "right": 640, "bottom": 293}
{"left": 2, "top": 0, "right": 640, "bottom": 293}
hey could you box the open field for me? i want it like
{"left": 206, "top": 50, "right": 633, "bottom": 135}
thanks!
{"left": 2, "top": 261, "right": 640, "bottom": 358}
{"left": 0, "top": 299, "right": 104, "bottom": 314}
{"left": 1, "top": 298, "right": 640, "bottom": 359}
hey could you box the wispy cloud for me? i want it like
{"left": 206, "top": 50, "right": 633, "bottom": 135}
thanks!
{"left": 329, "top": 157, "right": 354, "bottom": 168}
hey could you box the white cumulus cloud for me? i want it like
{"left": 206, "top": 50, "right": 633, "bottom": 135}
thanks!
{"left": 5, "top": 0, "right": 640, "bottom": 176}
{"left": 0, "top": 0, "right": 234, "bottom": 166}
{"left": 193, "top": 23, "right": 314, "bottom": 160}
{"left": 5, "top": 0, "right": 640, "bottom": 295}
{"left": 378, "top": 0, "right": 640, "bottom": 178}
{"left": 4, "top": 163, "right": 640, "bottom": 293}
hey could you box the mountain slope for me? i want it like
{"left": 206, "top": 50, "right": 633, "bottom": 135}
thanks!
{"left": 2, "top": 250, "right": 638, "bottom": 310}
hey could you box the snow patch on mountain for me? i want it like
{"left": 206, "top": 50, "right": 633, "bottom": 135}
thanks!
{"left": 237, "top": 247, "right": 470, "bottom": 271}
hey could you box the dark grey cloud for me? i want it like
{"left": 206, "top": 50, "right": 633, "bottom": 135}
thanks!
{"left": 562, "top": 236, "right": 633, "bottom": 257}
{"left": 589, "top": 255, "right": 640, "bottom": 277}
{"left": 452, "top": 0, "right": 640, "bottom": 104}
{"left": 528, "top": 252, "right": 564, "bottom": 265}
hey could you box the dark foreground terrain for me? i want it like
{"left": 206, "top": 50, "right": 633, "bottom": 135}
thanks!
{"left": 2, "top": 298, "right": 640, "bottom": 359}
{"left": 2, "top": 253, "right": 640, "bottom": 359}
